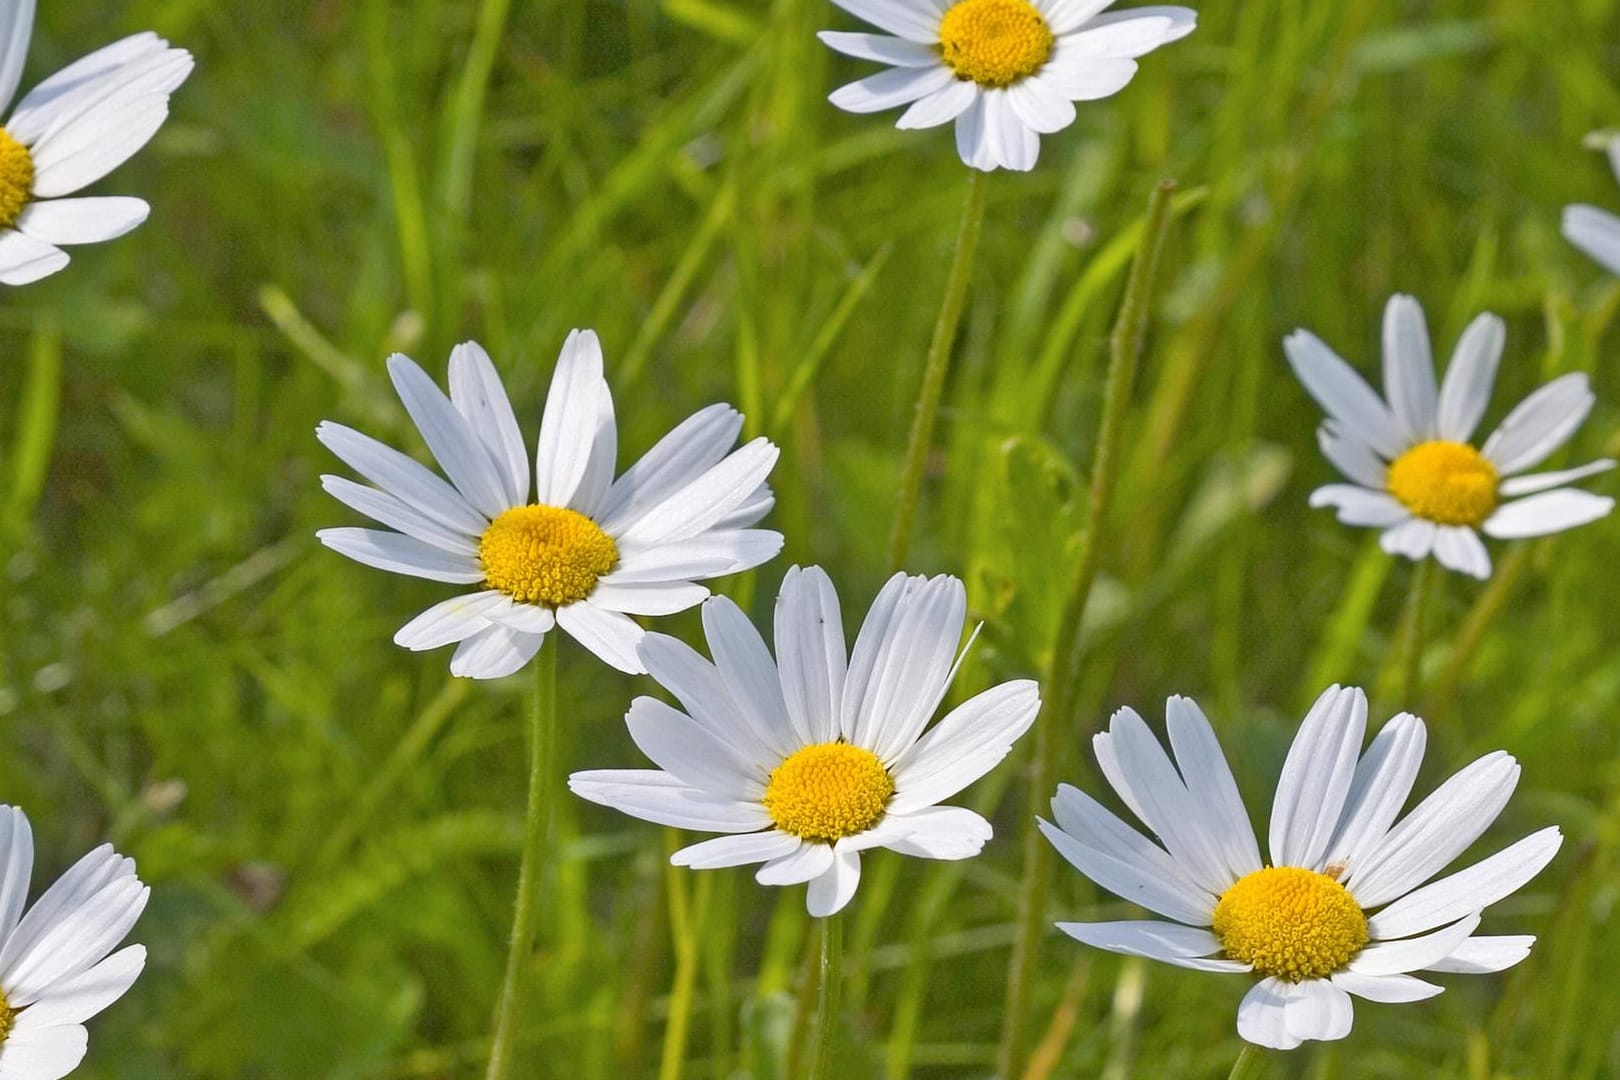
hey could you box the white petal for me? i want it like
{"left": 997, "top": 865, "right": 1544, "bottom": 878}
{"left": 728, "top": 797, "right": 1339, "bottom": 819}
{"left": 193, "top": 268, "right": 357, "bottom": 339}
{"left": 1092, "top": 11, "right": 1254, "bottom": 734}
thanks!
{"left": 1165, "top": 696, "right": 1264, "bottom": 880}
{"left": 589, "top": 580, "right": 709, "bottom": 616}
{"left": 714, "top": 481, "right": 775, "bottom": 531}
{"left": 0, "top": 847, "right": 128, "bottom": 978}
{"left": 613, "top": 438, "right": 780, "bottom": 548}
{"left": 13, "top": 943, "right": 143, "bottom": 1027}
{"left": 605, "top": 529, "right": 783, "bottom": 585}
{"left": 1497, "top": 459, "right": 1615, "bottom": 497}
{"left": 567, "top": 363, "right": 618, "bottom": 520}
{"left": 320, "top": 475, "right": 480, "bottom": 555}
{"left": 0, "top": 229, "right": 69, "bottom": 285}
{"left": 896, "top": 79, "right": 978, "bottom": 130}
{"left": 1283, "top": 979, "right": 1354, "bottom": 1043}
{"left": 1006, "top": 78, "right": 1075, "bottom": 134}
{"left": 816, "top": 30, "right": 937, "bottom": 66}
{"left": 635, "top": 632, "right": 773, "bottom": 765}
{"left": 806, "top": 848, "right": 862, "bottom": 916}
{"left": 1236, "top": 978, "right": 1303, "bottom": 1051}
{"left": 1053, "top": 920, "right": 1232, "bottom": 965}
{"left": 828, "top": 64, "right": 953, "bottom": 114}
{"left": 0, "top": 1023, "right": 88, "bottom": 1080}
{"left": 826, "top": 0, "right": 943, "bottom": 42}
{"left": 888, "top": 681, "right": 1039, "bottom": 812}
{"left": 597, "top": 404, "right": 742, "bottom": 534}
{"left": 317, "top": 527, "right": 483, "bottom": 583}
{"left": 0, "top": 807, "right": 33, "bottom": 948}
{"left": 1033, "top": 51, "right": 1138, "bottom": 101}
{"left": 774, "top": 566, "right": 847, "bottom": 745}
{"left": 485, "top": 602, "right": 556, "bottom": 635}
{"left": 534, "top": 329, "right": 610, "bottom": 509}
{"left": 703, "top": 596, "right": 799, "bottom": 759}
{"left": 1423, "top": 934, "right": 1534, "bottom": 974}
{"left": 1563, "top": 204, "right": 1620, "bottom": 276}
{"left": 1330, "top": 970, "right": 1444, "bottom": 1003}
{"left": 447, "top": 623, "right": 543, "bottom": 679}
{"left": 447, "top": 341, "right": 529, "bottom": 507}
{"left": 1480, "top": 373, "right": 1595, "bottom": 475}
{"left": 569, "top": 770, "right": 771, "bottom": 832}
{"left": 1381, "top": 295, "right": 1438, "bottom": 442}
{"left": 556, "top": 600, "right": 645, "bottom": 673}
{"left": 1379, "top": 517, "right": 1438, "bottom": 561}
{"left": 1351, "top": 913, "right": 1481, "bottom": 976}
{"left": 394, "top": 590, "right": 511, "bottom": 650}
{"left": 28, "top": 93, "right": 171, "bottom": 198}
{"left": 1040, "top": 0, "right": 1117, "bottom": 35}
{"left": 1435, "top": 313, "right": 1504, "bottom": 443}
{"left": 981, "top": 89, "right": 1039, "bottom": 172}
{"left": 843, "top": 573, "right": 965, "bottom": 761}
{"left": 1430, "top": 525, "right": 1491, "bottom": 580}
{"left": 1039, "top": 818, "right": 1215, "bottom": 926}
{"left": 1483, "top": 489, "right": 1614, "bottom": 539}
{"left": 10, "top": 37, "right": 188, "bottom": 147}
{"left": 1048, "top": 784, "right": 1211, "bottom": 908}
{"left": 1269, "top": 686, "right": 1366, "bottom": 870}
{"left": 624, "top": 696, "right": 762, "bottom": 801}
{"left": 1317, "top": 424, "right": 1390, "bottom": 488}
{"left": 1, "top": 876, "right": 146, "bottom": 1005}
{"left": 315, "top": 421, "right": 488, "bottom": 535}
{"left": 1323, "top": 712, "right": 1426, "bottom": 875}
{"left": 1059, "top": 12, "right": 1189, "bottom": 58}
{"left": 671, "top": 831, "right": 798, "bottom": 870}
{"left": 0, "top": 0, "right": 34, "bottom": 116}
{"left": 1284, "top": 330, "right": 1404, "bottom": 458}
{"left": 848, "top": 805, "right": 992, "bottom": 859}
{"left": 387, "top": 354, "right": 511, "bottom": 518}
{"left": 1368, "top": 827, "right": 1562, "bottom": 940}
{"left": 954, "top": 95, "right": 995, "bottom": 172}
{"left": 13, "top": 196, "right": 148, "bottom": 245}
{"left": 1309, "top": 484, "right": 1408, "bottom": 527}
{"left": 756, "top": 842, "right": 835, "bottom": 887}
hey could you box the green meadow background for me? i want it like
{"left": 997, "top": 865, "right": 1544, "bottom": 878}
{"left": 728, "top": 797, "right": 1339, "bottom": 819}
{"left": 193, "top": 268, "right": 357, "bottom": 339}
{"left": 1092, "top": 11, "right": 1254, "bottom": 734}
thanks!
{"left": 2, "top": 0, "right": 1619, "bottom": 1076}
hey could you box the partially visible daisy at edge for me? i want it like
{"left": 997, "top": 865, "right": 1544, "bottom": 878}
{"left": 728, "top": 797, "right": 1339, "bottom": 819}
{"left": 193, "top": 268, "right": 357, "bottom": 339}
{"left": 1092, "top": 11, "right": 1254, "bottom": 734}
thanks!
{"left": 570, "top": 566, "right": 1040, "bottom": 916}
{"left": 0, "top": 0, "right": 193, "bottom": 285}
{"left": 1562, "top": 135, "right": 1620, "bottom": 276}
{"left": 1044, "top": 686, "right": 1561, "bottom": 1050}
{"left": 0, "top": 805, "right": 149, "bottom": 1080}
{"left": 819, "top": 0, "right": 1195, "bottom": 172}
{"left": 1287, "top": 293, "right": 1614, "bottom": 579}
{"left": 317, "top": 330, "right": 783, "bottom": 678}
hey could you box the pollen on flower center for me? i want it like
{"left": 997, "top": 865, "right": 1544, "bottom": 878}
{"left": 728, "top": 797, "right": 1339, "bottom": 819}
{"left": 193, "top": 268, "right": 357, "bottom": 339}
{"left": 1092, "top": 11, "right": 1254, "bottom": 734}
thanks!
{"left": 0, "top": 128, "right": 35, "bottom": 230}
{"left": 937, "top": 0, "right": 1055, "bottom": 89}
{"left": 1213, "top": 866, "right": 1368, "bottom": 982}
{"left": 0, "top": 987, "right": 13, "bottom": 1045}
{"left": 1386, "top": 440, "right": 1499, "bottom": 526}
{"left": 763, "top": 742, "right": 894, "bottom": 843}
{"left": 478, "top": 504, "right": 618, "bottom": 607}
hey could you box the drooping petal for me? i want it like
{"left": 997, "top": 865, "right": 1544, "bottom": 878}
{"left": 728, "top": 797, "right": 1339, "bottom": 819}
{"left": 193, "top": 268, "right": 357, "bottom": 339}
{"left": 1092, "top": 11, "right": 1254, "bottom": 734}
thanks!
{"left": 446, "top": 622, "right": 543, "bottom": 679}
{"left": 0, "top": 228, "right": 69, "bottom": 285}
{"left": 806, "top": 848, "right": 862, "bottom": 916}
{"left": 556, "top": 600, "right": 646, "bottom": 673}
{"left": 1430, "top": 526, "right": 1491, "bottom": 580}
{"left": 896, "top": 79, "right": 979, "bottom": 129}
{"left": 1236, "top": 978, "right": 1303, "bottom": 1051}
{"left": 1379, "top": 517, "right": 1438, "bottom": 561}
{"left": 755, "top": 842, "right": 835, "bottom": 886}
{"left": 1282, "top": 978, "right": 1354, "bottom": 1044}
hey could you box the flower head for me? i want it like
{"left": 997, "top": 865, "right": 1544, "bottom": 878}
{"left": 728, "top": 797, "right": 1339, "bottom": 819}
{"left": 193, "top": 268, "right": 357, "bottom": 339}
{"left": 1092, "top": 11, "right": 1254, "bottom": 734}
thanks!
{"left": 1044, "top": 686, "right": 1561, "bottom": 1050}
{"left": 0, "top": 2, "right": 192, "bottom": 285}
{"left": 1287, "top": 295, "right": 1614, "bottom": 578}
{"left": 317, "top": 331, "right": 783, "bottom": 678}
{"left": 569, "top": 566, "right": 1040, "bottom": 916}
{"left": 0, "top": 806, "right": 148, "bottom": 1078}
{"left": 819, "top": 0, "right": 1195, "bottom": 172}
{"left": 1563, "top": 137, "right": 1620, "bottom": 276}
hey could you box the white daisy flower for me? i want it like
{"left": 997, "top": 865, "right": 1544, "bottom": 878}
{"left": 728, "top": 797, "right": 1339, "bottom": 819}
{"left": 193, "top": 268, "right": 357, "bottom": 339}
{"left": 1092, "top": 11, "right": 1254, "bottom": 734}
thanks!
{"left": 569, "top": 566, "right": 1041, "bottom": 916}
{"left": 317, "top": 331, "right": 783, "bottom": 678}
{"left": 819, "top": 0, "right": 1196, "bottom": 172}
{"left": 1563, "top": 138, "right": 1620, "bottom": 276}
{"left": 0, "top": 1, "right": 192, "bottom": 285}
{"left": 1286, "top": 294, "right": 1615, "bottom": 579}
{"left": 0, "top": 806, "right": 149, "bottom": 1079}
{"left": 1044, "top": 686, "right": 1562, "bottom": 1051}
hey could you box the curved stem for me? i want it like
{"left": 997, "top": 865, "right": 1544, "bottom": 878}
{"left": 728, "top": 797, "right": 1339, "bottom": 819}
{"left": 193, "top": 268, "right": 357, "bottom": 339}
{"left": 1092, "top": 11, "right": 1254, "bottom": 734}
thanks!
{"left": 1226, "top": 1043, "right": 1273, "bottom": 1080}
{"left": 996, "top": 180, "right": 1180, "bottom": 1079}
{"left": 886, "top": 168, "right": 990, "bottom": 572}
{"left": 808, "top": 913, "right": 845, "bottom": 1080}
{"left": 484, "top": 635, "right": 558, "bottom": 1080}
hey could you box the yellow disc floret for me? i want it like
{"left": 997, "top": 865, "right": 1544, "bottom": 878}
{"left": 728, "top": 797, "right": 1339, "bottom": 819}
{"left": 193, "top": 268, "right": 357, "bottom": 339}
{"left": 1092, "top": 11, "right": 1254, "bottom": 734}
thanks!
{"left": 0, "top": 987, "right": 13, "bottom": 1045}
{"left": 1213, "top": 866, "right": 1368, "bottom": 982}
{"left": 0, "top": 128, "right": 35, "bottom": 230}
{"left": 1386, "top": 440, "right": 1499, "bottom": 526}
{"left": 937, "top": 0, "right": 1055, "bottom": 89}
{"left": 479, "top": 504, "right": 618, "bottom": 607}
{"left": 763, "top": 742, "right": 895, "bottom": 843}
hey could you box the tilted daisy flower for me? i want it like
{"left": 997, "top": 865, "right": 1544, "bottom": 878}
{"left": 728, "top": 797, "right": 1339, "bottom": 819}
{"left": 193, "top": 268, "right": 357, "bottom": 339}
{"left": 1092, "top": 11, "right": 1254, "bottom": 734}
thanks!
{"left": 569, "top": 566, "right": 1040, "bottom": 916}
{"left": 1562, "top": 138, "right": 1620, "bottom": 276}
{"left": 1044, "top": 686, "right": 1562, "bottom": 1050}
{"left": 0, "top": 1, "right": 193, "bottom": 285}
{"left": 317, "top": 331, "right": 783, "bottom": 678}
{"left": 819, "top": 0, "right": 1195, "bottom": 172}
{"left": 0, "top": 805, "right": 149, "bottom": 1079}
{"left": 1286, "top": 294, "right": 1615, "bottom": 579}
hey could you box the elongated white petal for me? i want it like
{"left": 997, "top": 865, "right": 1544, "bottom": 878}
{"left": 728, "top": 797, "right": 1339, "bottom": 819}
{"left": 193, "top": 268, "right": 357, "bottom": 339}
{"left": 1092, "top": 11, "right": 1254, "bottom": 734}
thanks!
{"left": 1072, "top": 5, "right": 1197, "bottom": 46}
{"left": 624, "top": 696, "right": 763, "bottom": 800}
{"left": 1350, "top": 913, "right": 1481, "bottom": 976}
{"left": 1166, "top": 696, "right": 1263, "bottom": 879}
{"left": 606, "top": 530, "right": 783, "bottom": 585}
{"left": 1317, "top": 424, "right": 1390, "bottom": 488}
{"left": 556, "top": 600, "right": 645, "bottom": 673}
{"left": 485, "top": 602, "right": 556, "bottom": 635}
{"left": 1381, "top": 295, "right": 1438, "bottom": 442}
{"left": 1431, "top": 525, "right": 1491, "bottom": 579}
{"left": 1269, "top": 686, "right": 1365, "bottom": 870}
{"left": 1423, "top": 934, "right": 1534, "bottom": 974}
{"left": 386, "top": 354, "right": 511, "bottom": 518}
{"left": 1379, "top": 517, "right": 1437, "bottom": 561}
{"left": 982, "top": 89, "right": 1040, "bottom": 171}
{"left": 1236, "top": 978, "right": 1303, "bottom": 1051}
{"left": 317, "top": 528, "right": 484, "bottom": 583}
{"left": 447, "top": 623, "right": 543, "bottom": 679}
{"left": 394, "top": 591, "right": 510, "bottom": 650}
{"left": 598, "top": 404, "right": 742, "bottom": 534}
{"left": 315, "top": 421, "right": 489, "bottom": 535}
{"left": 320, "top": 475, "right": 480, "bottom": 555}
{"left": 816, "top": 30, "right": 937, "bottom": 66}
{"left": 896, "top": 79, "right": 979, "bottom": 130}
{"left": 13, "top": 196, "right": 148, "bottom": 245}
{"left": 1, "top": 876, "right": 147, "bottom": 1005}
{"left": 1039, "top": 818, "right": 1215, "bottom": 926}
{"left": 0, "top": 1022, "right": 88, "bottom": 1080}
{"left": 569, "top": 770, "right": 771, "bottom": 832}
{"left": 755, "top": 842, "right": 835, "bottom": 886}
{"left": 774, "top": 566, "right": 847, "bottom": 745}
{"left": 671, "top": 831, "right": 798, "bottom": 870}
{"left": 614, "top": 438, "right": 779, "bottom": 548}
{"left": 1368, "top": 827, "right": 1561, "bottom": 940}
{"left": 12, "top": 943, "right": 144, "bottom": 1027}
{"left": 1323, "top": 712, "right": 1426, "bottom": 874}
{"left": 0, "top": 228, "right": 69, "bottom": 285}
{"left": 10, "top": 37, "right": 188, "bottom": 147}
{"left": 1284, "top": 330, "right": 1404, "bottom": 458}
{"left": 0, "top": 807, "right": 33, "bottom": 947}
{"left": 1435, "top": 314, "right": 1503, "bottom": 443}
{"left": 849, "top": 806, "right": 991, "bottom": 859}
{"left": 635, "top": 634, "right": 774, "bottom": 767}
{"left": 843, "top": 573, "right": 965, "bottom": 761}
{"left": 888, "top": 681, "right": 1039, "bottom": 812}
{"left": 829, "top": 64, "right": 954, "bottom": 114}
{"left": 954, "top": 96, "right": 994, "bottom": 171}
{"left": 1049, "top": 784, "right": 1210, "bottom": 904}
{"left": 703, "top": 596, "right": 798, "bottom": 759}
{"left": 826, "top": 0, "right": 943, "bottom": 42}
{"left": 1480, "top": 373, "right": 1594, "bottom": 475}
{"left": 1309, "top": 485, "right": 1409, "bottom": 527}
{"left": 1283, "top": 979, "right": 1354, "bottom": 1043}
{"left": 1006, "top": 78, "right": 1075, "bottom": 135}
{"left": 447, "top": 341, "right": 529, "bottom": 506}
{"left": 589, "top": 580, "right": 708, "bottom": 617}
{"left": 1060, "top": 13, "right": 1184, "bottom": 58}
{"left": 1034, "top": 53, "right": 1138, "bottom": 101}
{"left": 1330, "top": 970, "right": 1443, "bottom": 1003}
{"left": 0, "top": 0, "right": 33, "bottom": 115}
{"left": 1483, "top": 489, "right": 1614, "bottom": 539}
{"left": 1054, "top": 920, "right": 1229, "bottom": 963}
{"left": 534, "top": 329, "right": 610, "bottom": 509}
{"left": 806, "top": 848, "right": 862, "bottom": 916}
{"left": 1497, "top": 459, "right": 1615, "bottom": 497}
{"left": 1564, "top": 204, "right": 1620, "bottom": 276}
{"left": 28, "top": 94, "right": 171, "bottom": 198}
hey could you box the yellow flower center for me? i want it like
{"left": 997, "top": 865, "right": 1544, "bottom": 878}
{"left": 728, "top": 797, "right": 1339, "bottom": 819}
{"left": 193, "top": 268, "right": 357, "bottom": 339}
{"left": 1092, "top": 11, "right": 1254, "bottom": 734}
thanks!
{"left": 1213, "top": 867, "right": 1368, "bottom": 982}
{"left": 478, "top": 504, "right": 618, "bottom": 607}
{"left": 0, "top": 987, "right": 13, "bottom": 1044}
{"left": 1385, "top": 440, "right": 1499, "bottom": 527}
{"left": 0, "top": 128, "right": 35, "bottom": 230}
{"left": 937, "top": 0, "right": 1055, "bottom": 89}
{"left": 763, "top": 742, "right": 894, "bottom": 843}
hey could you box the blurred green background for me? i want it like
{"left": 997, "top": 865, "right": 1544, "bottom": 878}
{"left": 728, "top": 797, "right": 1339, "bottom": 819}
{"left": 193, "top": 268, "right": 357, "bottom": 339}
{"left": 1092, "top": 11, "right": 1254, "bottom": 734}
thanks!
{"left": 2, "top": 0, "right": 1619, "bottom": 1076}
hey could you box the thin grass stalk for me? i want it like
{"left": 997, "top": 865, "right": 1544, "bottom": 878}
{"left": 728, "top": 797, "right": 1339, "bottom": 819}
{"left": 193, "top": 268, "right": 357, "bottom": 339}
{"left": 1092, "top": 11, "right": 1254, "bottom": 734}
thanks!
{"left": 808, "top": 913, "right": 844, "bottom": 1080}
{"left": 659, "top": 854, "right": 710, "bottom": 1080}
{"left": 996, "top": 179, "right": 1180, "bottom": 1079}
{"left": 485, "top": 635, "right": 558, "bottom": 1080}
{"left": 886, "top": 168, "right": 990, "bottom": 571}
{"left": 1226, "top": 1043, "right": 1274, "bottom": 1080}
{"left": 1397, "top": 557, "right": 1437, "bottom": 710}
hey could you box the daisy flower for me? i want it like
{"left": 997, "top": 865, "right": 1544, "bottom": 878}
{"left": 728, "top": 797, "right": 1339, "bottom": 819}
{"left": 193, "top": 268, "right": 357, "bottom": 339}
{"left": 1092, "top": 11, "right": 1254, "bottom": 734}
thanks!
{"left": 0, "top": 1, "right": 193, "bottom": 285}
{"left": 1286, "top": 294, "right": 1615, "bottom": 579}
{"left": 0, "top": 805, "right": 149, "bottom": 1079}
{"left": 1043, "top": 686, "right": 1562, "bottom": 1050}
{"left": 1562, "top": 137, "right": 1620, "bottom": 276}
{"left": 819, "top": 0, "right": 1196, "bottom": 172}
{"left": 317, "top": 331, "right": 783, "bottom": 678}
{"left": 569, "top": 566, "right": 1040, "bottom": 916}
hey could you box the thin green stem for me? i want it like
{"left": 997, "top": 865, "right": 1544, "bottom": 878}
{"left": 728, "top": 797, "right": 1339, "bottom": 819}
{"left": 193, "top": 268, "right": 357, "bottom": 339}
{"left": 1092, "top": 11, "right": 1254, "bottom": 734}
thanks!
{"left": 996, "top": 180, "right": 1180, "bottom": 1080}
{"left": 1226, "top": 1043, "right": 1274, "bottom": 1080}
{"left": 886, "top": 168, "right": 990, "bottom": 571}
{"left": 1398, "top": 557, "right": 1436, "bottom": 711}
{"left": 485, "top": 636, "right": 558, "bottom": 1080}
{"left": 808, "top": 913, "right": 844, "bottom": 1080}
{"left": 658, "top": 851, "right": 710, "bottom": 1080}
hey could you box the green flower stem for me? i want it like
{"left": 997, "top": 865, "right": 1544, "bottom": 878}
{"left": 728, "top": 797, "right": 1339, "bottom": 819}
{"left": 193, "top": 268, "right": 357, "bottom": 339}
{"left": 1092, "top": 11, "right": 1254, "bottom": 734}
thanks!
{"left": 659, "top": 853, "right": 710, "bottom": 1080}
{"left": 996, "top": 180, "right": 1180, "bottom": 1080}
{"left": 1226, "top": 1043, "right": 1274, "bottom": 1080}
{"left": 808, "top": 913, "right": 845, "bottom": 1080}
{"left": 1398, "top": 557, "right": 1437, "bottom": 710}
{"left": 886, "top": 168, "right": 990, "bottom": 571}
{"left": 484, "top": 634, "right": 558, "bottom": 1080}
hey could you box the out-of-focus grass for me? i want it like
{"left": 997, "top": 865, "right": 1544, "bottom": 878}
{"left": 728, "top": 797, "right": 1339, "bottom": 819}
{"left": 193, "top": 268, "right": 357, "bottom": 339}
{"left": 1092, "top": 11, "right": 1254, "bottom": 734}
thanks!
{"left": 1, "top": 0, "right": 1619, "bottom": 1076}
